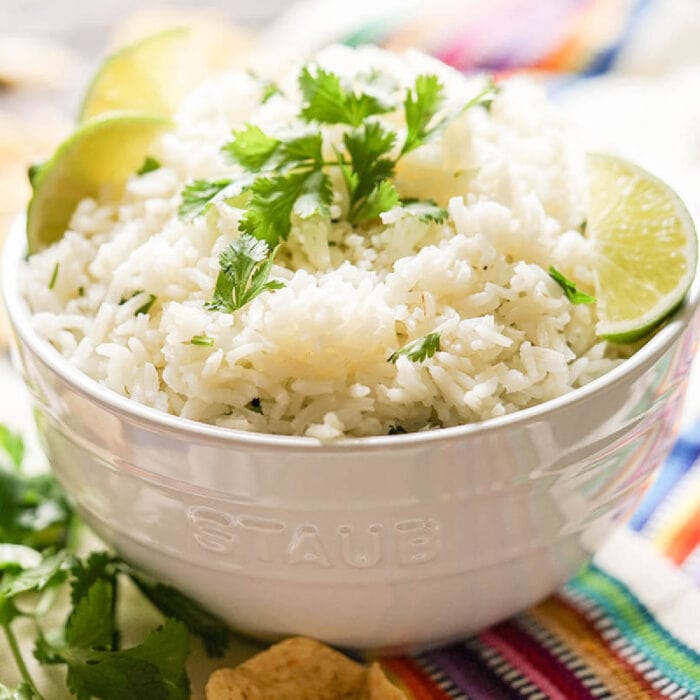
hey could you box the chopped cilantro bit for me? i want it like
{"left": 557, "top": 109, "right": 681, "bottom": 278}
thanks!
{"left": 389, "top": 332, "right": 441, "bottom": 363}
{"left": 206, "top": 234, "right": 284, "bottom": 313}
{"left": 548, "top": 266, "right": 596, "bottom": 305}
{"left": 77, "top": 286, "right": 85, "bottom": 297}
{"left": 134, "top": 294, "right": 157, "bottom": 316}
{"left": 246, "top": 398, "right": 263, "bottom": 415}
{"left": 299, "top": 65, "right": 392, "bottom": 127}
{"left": 178, "top": 179, "right": 232, "bottom": 220}
{"left": 402, "top": 199, "right": 448, "bottom": 223}
{"left": 388, "top": 425, "right": 407, "bottom": 435}
{"left": 189, "top": 335, "right": 214, "bottom": 347}
{"left": 261, "top": 81, "right": 282, "bottom": 103}
{"left": 119, "top": 290, "right": 142, "bottom": 305}
{"left": 48, "top": 263, "right": 59, "bottom": 290}
{"left": 579, "top": 219, "right": 588, "bottom": 235}
{"left": 136, "top": 156, "right": 161, "bottom": 176}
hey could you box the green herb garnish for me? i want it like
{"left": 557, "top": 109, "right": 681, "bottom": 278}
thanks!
{"left": 548, "top": 266, "right": 596, "bottom": 305}
{"left": 181, "top": 65, "right": 497, "bottom": 244}
{"left": 206, "top": 234, "right": 284, "bottom": 313}
{"left": 388, "top": 332, "right": 441, "bottom": 363}
{"left": 178, "top": 178, "right": 233, "bottom": 220}
{"left": 136, "top": 156, "right": 161, "bottom": 176}
{"left": 401, "top": 199, "right": 448, "bottom": 223}
{"left": 189, "top": 335, "right": 214, "bottom": 347}
{"left": 48, "top": 263, "right": 59, "bottom": 290}
{"left": 134, "top": 294, "right": 157, "bottom": 316}
{"left": 298, "top": 65, "right": 393, "bottom": 127}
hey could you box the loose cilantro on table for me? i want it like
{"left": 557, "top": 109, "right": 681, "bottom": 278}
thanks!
{"left": 548, "top": 266, "right": 596, "bottom": 305}
{"left": 388, "top": 332, "right": 442, "bottom": 364}
{"left": 206, "top": 234, "right": 284, "bottom": 313}
{"left": 179, "top": 63, "right": 499, "bottom": 255}
{"left": 0, "top": 425, "right": 231, "bottom": 699}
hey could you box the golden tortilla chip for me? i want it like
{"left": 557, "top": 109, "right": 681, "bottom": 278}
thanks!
{"left": 205, "top": 637, "right": 406, "bottom": 700}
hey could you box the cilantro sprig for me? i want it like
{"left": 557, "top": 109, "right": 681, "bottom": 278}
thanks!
{"left": 0, "top": 425, "right": 231, "bottom": 699}
{"left": 206, "top": 234, "right": 284, "bottom": 313}
{"left": 180, "top": 64, "right": 499, "bottom": 254}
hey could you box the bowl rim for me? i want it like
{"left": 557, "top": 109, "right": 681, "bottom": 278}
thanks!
{"left": 3, "top": 214, "right": 700, "bottom": 452}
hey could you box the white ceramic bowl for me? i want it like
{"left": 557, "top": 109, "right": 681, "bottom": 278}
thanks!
{"left": 3, "top": 217, "right": 700, "bottom": 653}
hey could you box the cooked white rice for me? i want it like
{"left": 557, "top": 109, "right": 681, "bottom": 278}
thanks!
{"left": 22, "top": 45, "right": 624, "bottom": 440}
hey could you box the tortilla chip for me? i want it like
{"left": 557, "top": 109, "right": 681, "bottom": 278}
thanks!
{"left": 205, "top": 637, "right": 406, "bottom": 700}
{"left": 364, "top": 663, "right": 406, "bottom": 699}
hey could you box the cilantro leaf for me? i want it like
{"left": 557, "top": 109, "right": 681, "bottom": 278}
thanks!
{"left": 206, "top": 234, "right": 284, "bottom": 313}
{"left": 299, "top": 65, "right": 392, "bottom": 127}
{"left": 0, "top": 550, "right": 71, "bottom": 601}
{"left": 548, "top": 266, "right": 596, "bottom": 305}
{"left": 0, "top": 425, "right": 24, "bottom": 470}
{"left": 222, "top": 125, "right": 281, "bottom": 171}
{"left": 136, "top": 156, "right": 161, "bottom": 176}
{"left": 343, "top": 122, "right": 397, "bottom": 220}
{"left": 65, "top": 577, "right": 115, "bottom": 651}
{"left": 240, "top": 169, "right": 331, "bottom": 244}
{"left": 178, "top": 179, "right": 232, "bottom": 220}
{"left": 130, "top": 574, "right": 229, "bottom": 657}
{"left": 62, "top": 619, "right": 190, "bottom": 700}
{"left": 402, "top": 199, "right": 448, "bottom": 223}
{"left": 401, "top": 74, "right": 446, "bottom": 155}
{"left": 389, "top": 332, "right": 441, "bottom": 363}
{"left": 352, "top": 181, "right": 400, "bottom": 223}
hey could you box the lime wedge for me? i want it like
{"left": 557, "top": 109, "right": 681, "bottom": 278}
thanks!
{"left": 589, "top": 153, "right": 698, "bottom": 343}
{"left": 79, "top": 28, "right": 193, "bottom": 121}
{"left": 27, "top": 112, "right": 171, "bottom": 253}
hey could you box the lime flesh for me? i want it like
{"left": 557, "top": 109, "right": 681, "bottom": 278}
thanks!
{"left": 27, "top": 112, "right": 171, "bottom": 254}
{"left": 589, "top": 153, "right": 698, "bottom": 344}
{"left": 79, "top": 28, "right": 192, "bottom": 121}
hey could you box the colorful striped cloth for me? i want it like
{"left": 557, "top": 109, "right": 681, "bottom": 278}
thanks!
{"left": 310, "top": 0, "right": 700, "bottom": 696}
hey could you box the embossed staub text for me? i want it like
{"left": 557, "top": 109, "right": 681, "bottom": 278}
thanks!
{"left": 187, "top": 506, "right": 441, "bottom": 569}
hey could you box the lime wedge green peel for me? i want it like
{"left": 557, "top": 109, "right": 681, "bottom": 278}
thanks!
{"left": 27, "top": 112, "right": 171, "bottom": 253}
{"left": 79, "top": 28, "right": 191, "bottom": 121}
{"left": 589, "top": 153, "right": 697, "bottom": 344}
